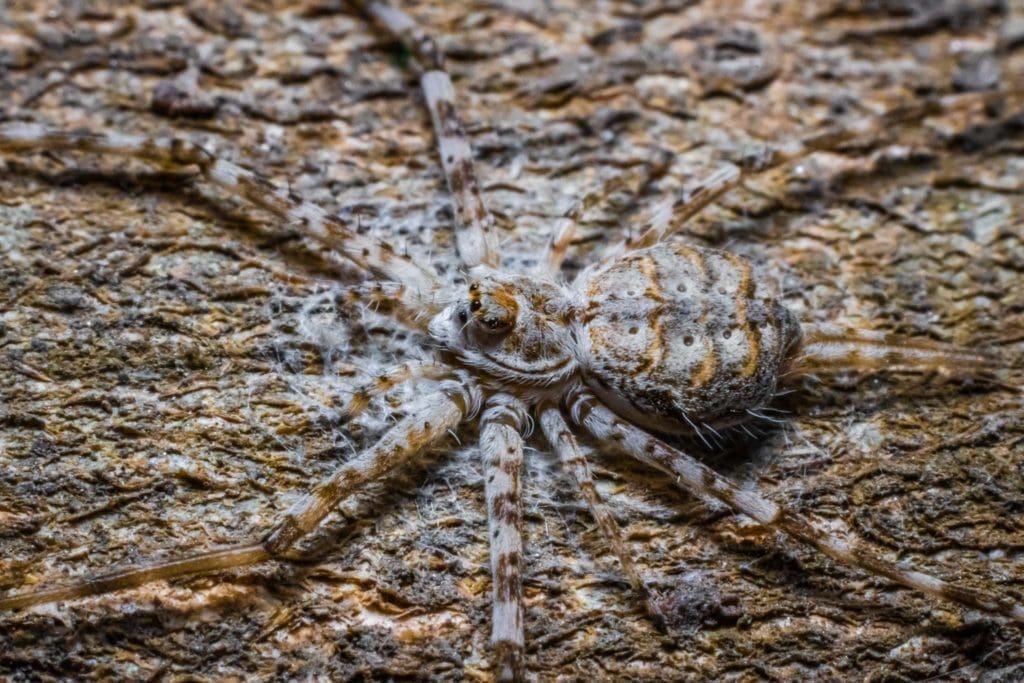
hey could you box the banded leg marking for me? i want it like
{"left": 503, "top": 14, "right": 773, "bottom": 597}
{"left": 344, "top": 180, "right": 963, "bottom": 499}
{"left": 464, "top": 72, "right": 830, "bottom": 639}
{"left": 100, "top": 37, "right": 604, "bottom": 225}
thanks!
{"left": 338, "top": 359, "right": 450, "bottom": 423}
{"left": 352, "top": 0, "right": 499, "bottom": 268}
{"left": 480, "top": 394, "right": 528, "bottom": 683}
{"left": 543, "top": 153, "right": 672, "bottom": 275}
{"left": 0, "top": 381, "right": 477, "bottom": 612}
{"left": 568, "top": 390, "right": 1024, "bottom": 624}
{"left": 0, "top": 122, "right": 440, "bottom": 315}
{"left": 264, "top": 379, "right": 478, "bottom": 553}
{"left": 606, "top": 165, "right": 741, "bottom": 259}
{"left": 788, "top": 323, "right": 1003, "bottom": 384}
{"left": 538, "top": 406, "right": 666, "bottom": 630}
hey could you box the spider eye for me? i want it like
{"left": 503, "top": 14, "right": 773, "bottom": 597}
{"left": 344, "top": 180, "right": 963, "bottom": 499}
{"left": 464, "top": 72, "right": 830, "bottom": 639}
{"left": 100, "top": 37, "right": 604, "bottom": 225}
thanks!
{"left": 484, "top": 317, "right": 510, "bottom": 331}
{"left": 470, "top": 300, "right": 481, "bottom": 312}
{"left": 458, "top": 309, "right": 468, "bottom": 323}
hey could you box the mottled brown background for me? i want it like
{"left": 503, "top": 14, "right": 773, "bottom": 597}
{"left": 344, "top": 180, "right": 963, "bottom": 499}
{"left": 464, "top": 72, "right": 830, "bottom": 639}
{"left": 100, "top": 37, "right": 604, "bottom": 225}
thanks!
{"left": 1, "top": 1, "right": 1023, "bottom": 680}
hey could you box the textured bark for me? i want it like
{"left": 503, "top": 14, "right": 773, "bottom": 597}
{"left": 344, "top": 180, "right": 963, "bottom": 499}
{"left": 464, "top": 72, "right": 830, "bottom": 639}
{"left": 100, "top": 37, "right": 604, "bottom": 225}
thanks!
{"left": 1, "top": 1, "right": 1023, "bottom": 680}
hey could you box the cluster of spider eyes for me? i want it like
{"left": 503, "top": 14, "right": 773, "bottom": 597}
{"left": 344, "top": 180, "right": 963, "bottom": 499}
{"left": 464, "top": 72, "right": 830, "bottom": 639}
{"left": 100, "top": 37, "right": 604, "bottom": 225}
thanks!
{"left": 457, "top": 282, "right": 511, "bottom": 332}
{"left": 456, "top": 283, "right": 478, "bottom": 323}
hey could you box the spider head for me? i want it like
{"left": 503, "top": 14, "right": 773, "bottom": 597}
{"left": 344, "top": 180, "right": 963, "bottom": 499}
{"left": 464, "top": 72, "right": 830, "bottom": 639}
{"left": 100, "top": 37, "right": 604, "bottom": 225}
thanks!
{"left": 429, "top": 268, "right": 579, "bottom": 387}
{"left": 462, "top": 278, "right": 519, "bottom": 336}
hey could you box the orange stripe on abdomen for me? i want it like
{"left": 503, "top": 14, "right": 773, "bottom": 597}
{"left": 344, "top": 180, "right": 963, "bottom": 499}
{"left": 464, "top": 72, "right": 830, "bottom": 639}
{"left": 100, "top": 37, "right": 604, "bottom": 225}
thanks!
{"left": 721, "top": 252, "right": 761, "bottom": 379}
{"left": 689, "top": 337, "right": 718, "bottom": 389}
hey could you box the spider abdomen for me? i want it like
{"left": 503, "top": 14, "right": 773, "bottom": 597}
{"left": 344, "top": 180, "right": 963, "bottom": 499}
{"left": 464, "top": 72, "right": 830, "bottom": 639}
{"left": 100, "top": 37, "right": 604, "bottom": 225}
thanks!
{"left": 577, "top": 243, "right": 801, "bottom": 435}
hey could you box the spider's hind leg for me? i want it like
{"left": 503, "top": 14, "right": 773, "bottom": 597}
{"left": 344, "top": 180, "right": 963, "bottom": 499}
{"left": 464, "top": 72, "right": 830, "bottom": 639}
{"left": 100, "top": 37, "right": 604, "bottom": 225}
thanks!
{"left": 570, "top": 390, "right": 1024, "bottom": 624}
{"left": 787, "top": 323, "right": 1008, "bottom": 387}
{"left": 539, "top": 405, "right": 667, "bottom": 630}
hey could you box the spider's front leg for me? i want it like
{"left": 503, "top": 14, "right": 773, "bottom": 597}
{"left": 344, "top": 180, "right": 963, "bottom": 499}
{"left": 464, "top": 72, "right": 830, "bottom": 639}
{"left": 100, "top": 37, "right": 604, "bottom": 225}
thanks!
{"left": 0, "top": 379, "right": 480, "bottom": 612}
{"left": 351, "top": 0, "right": 499, "bottom": 269}
{"left": 480, "top": 394, "right": 528, "bottom": 683}
{"left": 568, "top": 390, "right": 1024, "bottom": 624}
{"left": 0, "top": 123, "right": 440, "bottom": 319}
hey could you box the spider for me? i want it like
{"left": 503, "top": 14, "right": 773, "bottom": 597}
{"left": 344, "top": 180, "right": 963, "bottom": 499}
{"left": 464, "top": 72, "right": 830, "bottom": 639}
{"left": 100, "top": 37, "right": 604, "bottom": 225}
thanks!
{"left": 0, "top": 1, "right": 1022, "bottom": 680}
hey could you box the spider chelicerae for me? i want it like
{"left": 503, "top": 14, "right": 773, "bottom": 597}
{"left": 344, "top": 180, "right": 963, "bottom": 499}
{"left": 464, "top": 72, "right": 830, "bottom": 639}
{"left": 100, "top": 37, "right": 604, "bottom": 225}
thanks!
{"left": 1, "top": 1, "right": 1022, "bottom": 680}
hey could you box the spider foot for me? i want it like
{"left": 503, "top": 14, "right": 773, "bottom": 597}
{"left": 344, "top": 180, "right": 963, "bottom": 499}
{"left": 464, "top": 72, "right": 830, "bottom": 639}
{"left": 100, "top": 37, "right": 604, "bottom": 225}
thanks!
{"left": 493, "top": 640, "right": 526, "bottom": 683}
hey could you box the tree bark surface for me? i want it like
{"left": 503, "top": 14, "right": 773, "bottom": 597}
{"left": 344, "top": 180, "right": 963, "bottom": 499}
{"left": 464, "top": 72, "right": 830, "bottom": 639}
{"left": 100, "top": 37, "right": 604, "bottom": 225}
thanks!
{"left": 1, "top": 1, "right": 1023, "bottom": 680}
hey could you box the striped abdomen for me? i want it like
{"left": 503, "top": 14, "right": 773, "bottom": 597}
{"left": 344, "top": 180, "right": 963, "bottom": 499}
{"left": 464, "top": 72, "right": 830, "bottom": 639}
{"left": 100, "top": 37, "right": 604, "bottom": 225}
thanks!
{"left": 578, "top": 243, "right": 801, "bottom": 434}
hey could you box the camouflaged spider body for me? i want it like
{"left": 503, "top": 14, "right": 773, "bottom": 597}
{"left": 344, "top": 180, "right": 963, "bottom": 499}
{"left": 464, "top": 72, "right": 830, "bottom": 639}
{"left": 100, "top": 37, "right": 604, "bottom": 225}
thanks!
{"left": 436, "top": 242, "right": 801, "bottom": 432}
{"left": 578, "top": 243, "right": 802, "bottom": 434}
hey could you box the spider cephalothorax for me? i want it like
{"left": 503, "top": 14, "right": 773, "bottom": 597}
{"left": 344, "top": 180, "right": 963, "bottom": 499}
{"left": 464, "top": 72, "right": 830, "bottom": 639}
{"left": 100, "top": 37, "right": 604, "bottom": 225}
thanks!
{"left": 430, "top": 269, "right": 580, "bottom": 388}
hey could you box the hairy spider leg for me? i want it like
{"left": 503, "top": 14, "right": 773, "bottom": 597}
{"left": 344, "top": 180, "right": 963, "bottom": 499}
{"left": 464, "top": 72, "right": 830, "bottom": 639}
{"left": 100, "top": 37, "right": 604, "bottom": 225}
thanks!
{"left": 539, "top": 406, "right": 667, "bottom": 630}
{"left": 262, "top": 378, "right": 478, "bottom": 552}
{"left": 541, "top": 152, "right": 674, "bottom": 276}
{"left": 336, "top": 281, "right": 436, "bottom": 330}
{"left": 581, "top": 102, "right": 944, "bottom": 269}
{"left": 352, "top": 0, "right": 500, "bottom": 269}
{"left": 569, "top": 390, "right": 1024, "bottom": 624}
{"left": 480, "top": 395, "right": 529, "bottom": 683}
{"left": 787, "top": 323, "right": 1005, "bottom": 385}
{"left": 337, "top": 359, "right": 452, "bottom": 423}
{"left": 0, "top": 123, "right": 440, "bottom": 320}
{"left": 0, "top": 380, "right": 480, "bottom": 612}
{"left": 545, "top": 126, "right": 867, "bottom": 275}
{"left": 602, "top": 164, "right": 742, "bottom": 261}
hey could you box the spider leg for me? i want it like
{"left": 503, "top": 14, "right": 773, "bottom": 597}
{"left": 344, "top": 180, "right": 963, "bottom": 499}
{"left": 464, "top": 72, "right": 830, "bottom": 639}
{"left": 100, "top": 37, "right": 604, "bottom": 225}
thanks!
{"left": 352, "top": 0, "right": 499, "bottom": 269}
{"left": 568, "top": 390, "right": 1024, "bottom": 624}
{"left": 588, "top": 123, "right": 897, "bottom": 264}
{"left": 602, "top": 165, "right": 741, "bottom": 260}
{"left": 0, "top": 544, "right": 271, "bottom": 611}
{"left": 336, "top": 281, "right": 432, "bottom": 330}
{"left": 0, "top": 379, "right": 479, "bottom": 612}
{"left": 480, "top": 394, "right": 528, "bottom": 683}
{"left": 538, "top": 405, "right": 666, "bottom": 630}
{"left": 338, "top": 359, "right": 451, "bottom": 423}
{"left": 541, "top": 153, "right": 673, "bottom": 276}
{"left": 0, "top": 123, "right": 440, "bottom": 318}
{"left": 787, "top": 323, "right": 1006, "bottom": 385}
{"left": 262, "top": 378, "right": 478, "bottom": 553}
{"left": 581, "top": 109, "right": 928, "bottom": 269}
